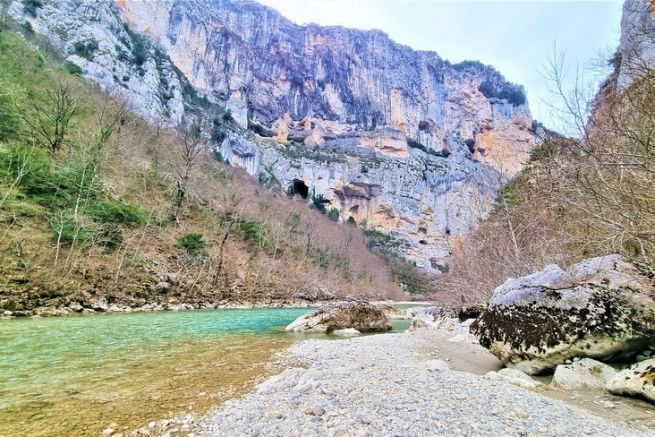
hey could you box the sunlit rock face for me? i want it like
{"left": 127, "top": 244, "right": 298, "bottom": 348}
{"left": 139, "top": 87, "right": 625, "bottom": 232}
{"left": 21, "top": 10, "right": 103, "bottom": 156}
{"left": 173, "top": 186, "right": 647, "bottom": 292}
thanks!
{"left": 118, "top": 0, "right": 535, "bottom": 175}
{"left": 116, "top": 0, "right": 538, "bottom": 271}
{"left": 12, "top": 0, "right": 539, "bottom": 271}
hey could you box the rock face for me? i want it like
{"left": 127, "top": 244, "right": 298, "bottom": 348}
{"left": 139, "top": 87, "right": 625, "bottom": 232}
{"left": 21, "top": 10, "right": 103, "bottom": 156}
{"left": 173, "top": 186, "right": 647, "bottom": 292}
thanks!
{"left": 8, "top": 0, "right": 190, "bottom": 125}
{"left": 607, "top": 358, "right": 655, "bottom": 404}
{"left": 12, "top": 0, "right": 539, "bottom": 271}
{"left": 473, "top": 255, "right": 655, "bottom": 375}
{"left": 144, "top": 0, "right": 536, "bottom": 271}
{"left": 118, "top": 0, "right": 536, "bottom": 176}
{"left": 617, "top": 0, "right": 655, "bottom": 87}
{"left": 285, "top": 302, "right": 391, "bottom": 333}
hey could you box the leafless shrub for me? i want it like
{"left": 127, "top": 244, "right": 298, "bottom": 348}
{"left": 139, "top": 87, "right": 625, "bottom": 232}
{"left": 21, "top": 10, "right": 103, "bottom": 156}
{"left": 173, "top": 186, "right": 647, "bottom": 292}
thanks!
{"left": 434, "top": 13, "right": 655, "bottom": 304}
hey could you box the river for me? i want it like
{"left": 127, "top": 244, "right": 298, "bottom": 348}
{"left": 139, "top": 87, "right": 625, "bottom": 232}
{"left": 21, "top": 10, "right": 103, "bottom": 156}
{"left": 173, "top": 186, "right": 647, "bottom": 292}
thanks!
{"left": 0, "top": 307, "right": 411, "bottom": 436}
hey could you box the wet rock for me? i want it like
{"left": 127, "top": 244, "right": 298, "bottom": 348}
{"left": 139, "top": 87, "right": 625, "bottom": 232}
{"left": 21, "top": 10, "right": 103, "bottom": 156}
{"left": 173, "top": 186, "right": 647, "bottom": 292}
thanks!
{"left": 285, "top": 302, "right": 391, "bottom": 333}
{"left": 607, "top": 358, "right": 655, "bottom": 404}
{"left": 107, "top": 304, "right": 124, "bottom": 313}
{"left": 552, "top": 359, "right": 617, "bottom": 390}
{"left": 473, "top": 255, "right": 655, "bottom": 374}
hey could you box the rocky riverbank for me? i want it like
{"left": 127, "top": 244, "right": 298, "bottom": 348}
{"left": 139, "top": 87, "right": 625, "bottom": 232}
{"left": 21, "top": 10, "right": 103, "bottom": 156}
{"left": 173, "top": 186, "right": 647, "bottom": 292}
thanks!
{"left": 193, "top": 325, "right": 653, "bottom": 436}
{"left": 0, "top": 297, "right": 431, "bottom": 319}
{"left": 0, "top": 297, "right": 321, "bottom": 319}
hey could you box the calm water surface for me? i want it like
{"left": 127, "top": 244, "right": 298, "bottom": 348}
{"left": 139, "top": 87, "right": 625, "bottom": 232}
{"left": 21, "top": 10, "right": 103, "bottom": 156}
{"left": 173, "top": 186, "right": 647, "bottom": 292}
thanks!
{"left": 0, "top": 307, "right": 410, "bottom": 436}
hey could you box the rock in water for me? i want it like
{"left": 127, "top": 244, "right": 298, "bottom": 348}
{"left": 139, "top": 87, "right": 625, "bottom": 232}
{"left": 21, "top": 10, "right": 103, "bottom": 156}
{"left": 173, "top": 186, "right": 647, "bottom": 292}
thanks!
{"left": 552, "top": 359, "right": 617, "bottom": 390}
{"left": 607, "top": 358, "right": 655, "bottom": 404}
{"left": 285, "top": 302, "right": 391, "bottom": 333}
{"left": 473, "top": 255, "right": 655, "bottom": 374}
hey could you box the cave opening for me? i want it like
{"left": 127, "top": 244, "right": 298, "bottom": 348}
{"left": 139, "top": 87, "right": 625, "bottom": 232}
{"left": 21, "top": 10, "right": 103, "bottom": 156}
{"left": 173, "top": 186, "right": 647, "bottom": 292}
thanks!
{"left": 292, "top": 179, "right": 309, "bottom": 199}
{"left": 465, "top": 139, "right": 476, "bottom": 154}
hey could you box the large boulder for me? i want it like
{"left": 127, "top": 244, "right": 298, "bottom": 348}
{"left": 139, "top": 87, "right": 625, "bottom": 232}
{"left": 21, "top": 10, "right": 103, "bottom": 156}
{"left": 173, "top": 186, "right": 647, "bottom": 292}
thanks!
{"left": 285, "top": 302, "right": 391, "bottom": 333}
{"left": 607, "top": 358, "right": 655, "bottom": 404}
{"left": 552, "top": 358, "right": 617, "bottom": 390}
{"left": 473, "top": 255, "right": 655, "bottom": 375}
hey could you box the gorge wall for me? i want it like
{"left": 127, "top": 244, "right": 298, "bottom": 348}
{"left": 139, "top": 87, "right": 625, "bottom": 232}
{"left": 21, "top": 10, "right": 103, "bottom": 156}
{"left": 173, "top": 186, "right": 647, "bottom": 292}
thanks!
{"left": 617, "top": 0, "right": 655, "bottom": 87}
{"left": 10, "top": 0, "right": 539, "bottom": 271}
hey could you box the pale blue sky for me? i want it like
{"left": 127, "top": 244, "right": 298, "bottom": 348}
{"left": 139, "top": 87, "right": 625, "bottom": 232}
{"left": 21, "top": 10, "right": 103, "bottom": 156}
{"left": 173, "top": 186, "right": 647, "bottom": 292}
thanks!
{"left": 257, "top": 0, "right": 623, "bottom": 129}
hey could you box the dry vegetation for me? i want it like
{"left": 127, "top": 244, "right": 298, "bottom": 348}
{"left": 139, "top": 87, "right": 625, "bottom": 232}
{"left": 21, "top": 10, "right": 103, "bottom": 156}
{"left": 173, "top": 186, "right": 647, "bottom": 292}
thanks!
{"left": 433, "top": 19, "right": 655, "bottom": 306}
{"left": 0, "top": 28, "right": 403, "bottom": 313}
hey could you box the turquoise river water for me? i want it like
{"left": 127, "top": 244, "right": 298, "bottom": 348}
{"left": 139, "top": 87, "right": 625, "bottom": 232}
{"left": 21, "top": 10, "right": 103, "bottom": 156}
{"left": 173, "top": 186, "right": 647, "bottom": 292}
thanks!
{"left": 0, "top": 308, "right": 410, "bottom": 436}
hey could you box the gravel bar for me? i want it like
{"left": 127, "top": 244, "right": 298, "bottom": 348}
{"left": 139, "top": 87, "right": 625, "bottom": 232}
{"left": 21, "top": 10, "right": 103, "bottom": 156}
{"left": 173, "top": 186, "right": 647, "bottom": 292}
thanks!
{"left": 201, "top": 329, "right": 652, "bottom": 436}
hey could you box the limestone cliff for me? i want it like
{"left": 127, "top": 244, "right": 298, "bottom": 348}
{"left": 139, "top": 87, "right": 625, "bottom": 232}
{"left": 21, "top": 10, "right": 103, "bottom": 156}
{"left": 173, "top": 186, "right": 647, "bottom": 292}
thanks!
{"left": 116, "top": 0, "right": 535, "bottom": 175}
{"left": 11, "top": 0, "right": 539, "bottom": 271}
{"left": 617, "top": 0, "right": 655, "bottom": 87}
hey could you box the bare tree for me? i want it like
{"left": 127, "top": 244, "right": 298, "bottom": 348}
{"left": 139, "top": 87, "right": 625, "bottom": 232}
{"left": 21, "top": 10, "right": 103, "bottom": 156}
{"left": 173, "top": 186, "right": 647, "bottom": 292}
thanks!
{"left": 545, "top": 37, "right": 655, "bottom": 264}
{"left": 169, "top": 121, "right": 206, "bottom": 223}
{"left": 27, "top": 80, "right": 81, "bottom": 153}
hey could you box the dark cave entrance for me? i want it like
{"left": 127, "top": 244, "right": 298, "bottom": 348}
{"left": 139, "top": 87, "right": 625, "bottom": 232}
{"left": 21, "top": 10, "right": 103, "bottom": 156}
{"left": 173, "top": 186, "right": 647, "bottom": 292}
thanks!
{"left": 292, "top": 179, "right": 309, "bottom": 199}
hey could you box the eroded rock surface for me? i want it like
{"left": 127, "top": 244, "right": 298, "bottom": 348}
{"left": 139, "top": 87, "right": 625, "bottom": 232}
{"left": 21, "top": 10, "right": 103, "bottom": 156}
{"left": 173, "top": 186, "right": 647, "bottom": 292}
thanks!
{"left": 285, "top": 302, "right": 391, "bottom": 333}
{"left": 473, "top": 255, "right": 655, "bottom": 375}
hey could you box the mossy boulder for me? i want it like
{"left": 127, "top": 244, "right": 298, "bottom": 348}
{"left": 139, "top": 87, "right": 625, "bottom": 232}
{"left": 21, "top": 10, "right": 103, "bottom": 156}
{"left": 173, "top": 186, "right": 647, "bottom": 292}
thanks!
{"left": 473, "top": 255, "right": 655, "bottom": 375}
{"left": 285, "top": 302, "right": 391, "bottom": 333}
